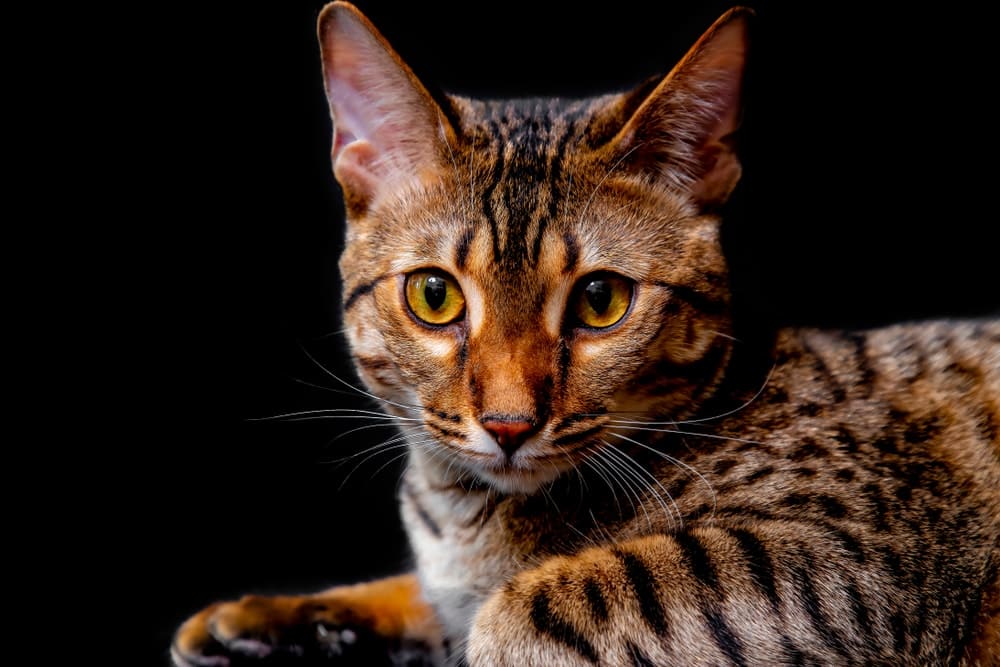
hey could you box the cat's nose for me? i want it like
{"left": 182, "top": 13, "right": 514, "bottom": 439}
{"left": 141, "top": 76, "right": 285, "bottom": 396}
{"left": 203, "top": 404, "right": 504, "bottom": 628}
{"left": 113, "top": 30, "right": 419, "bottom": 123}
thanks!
{"left": 480, "top": 416, "right": 536, "bottom": 456}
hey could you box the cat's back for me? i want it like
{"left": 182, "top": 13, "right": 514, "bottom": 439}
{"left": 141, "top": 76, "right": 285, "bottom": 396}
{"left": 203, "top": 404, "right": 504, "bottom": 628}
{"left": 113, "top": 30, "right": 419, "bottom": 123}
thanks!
{"left": 756, "top": 318, "right": 1000, "bottom": 513}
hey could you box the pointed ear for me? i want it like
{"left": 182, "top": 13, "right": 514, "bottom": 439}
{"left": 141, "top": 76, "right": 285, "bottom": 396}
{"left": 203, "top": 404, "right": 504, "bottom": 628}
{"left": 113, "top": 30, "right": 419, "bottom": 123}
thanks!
{"left": 317, "top": 2, "right": 455, "bottom": 216}
{"left": 616, "top": 7, "right": 752, "bottom": 208}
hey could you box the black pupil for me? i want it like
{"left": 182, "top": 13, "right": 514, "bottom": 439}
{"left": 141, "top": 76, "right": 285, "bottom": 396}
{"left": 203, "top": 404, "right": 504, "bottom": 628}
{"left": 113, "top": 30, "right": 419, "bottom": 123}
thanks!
{"left": 424, "top": 275, "right": 448, "bottom": 310}
{"left": 584, "top": 280, "right": 612, "bottom": 314}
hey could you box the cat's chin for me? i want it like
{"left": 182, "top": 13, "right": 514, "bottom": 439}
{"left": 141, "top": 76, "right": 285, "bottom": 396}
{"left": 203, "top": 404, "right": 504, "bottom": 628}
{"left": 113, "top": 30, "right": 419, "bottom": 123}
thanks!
{"left": 468, "top": 461, "right": 567, "bottom": 495}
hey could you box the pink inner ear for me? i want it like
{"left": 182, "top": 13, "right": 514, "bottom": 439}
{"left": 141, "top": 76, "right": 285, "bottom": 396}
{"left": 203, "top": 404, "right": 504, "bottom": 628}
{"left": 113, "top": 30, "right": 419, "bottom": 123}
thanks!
{"left": 320, "top": 4, "right": 447, "bottom": 206}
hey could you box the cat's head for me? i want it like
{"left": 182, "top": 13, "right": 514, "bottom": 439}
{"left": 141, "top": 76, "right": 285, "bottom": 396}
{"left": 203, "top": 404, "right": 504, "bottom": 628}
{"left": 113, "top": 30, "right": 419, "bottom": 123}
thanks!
{"left": 318, "top": 2, "right": 750, "bottom": 493}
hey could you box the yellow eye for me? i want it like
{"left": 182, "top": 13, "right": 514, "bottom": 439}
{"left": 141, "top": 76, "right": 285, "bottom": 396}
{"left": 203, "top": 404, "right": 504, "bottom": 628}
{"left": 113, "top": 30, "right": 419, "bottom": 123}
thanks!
{"left": 405, "top": 271, "right": 466, "bottom": 325}
{"left": 573, "top": 274, "right": 633, "bottom": 329}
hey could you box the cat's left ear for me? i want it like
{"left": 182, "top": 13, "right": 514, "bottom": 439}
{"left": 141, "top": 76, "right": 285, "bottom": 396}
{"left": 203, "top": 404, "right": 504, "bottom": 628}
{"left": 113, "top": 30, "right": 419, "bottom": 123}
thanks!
{"left": 317, "top": 2, "right": 456, "bottom": 216}
{"left": 616, "top": 7, "right": 752, "bottom": 208}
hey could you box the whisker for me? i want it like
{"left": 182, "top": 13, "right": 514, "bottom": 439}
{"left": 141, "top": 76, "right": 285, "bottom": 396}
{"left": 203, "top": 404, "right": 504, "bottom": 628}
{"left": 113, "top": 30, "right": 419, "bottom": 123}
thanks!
{"left": 597, "top": 441, "right": 655, "bottom": 531}
{"left": 298, "top": 343, "right": 423, "bottom": 414}
{"left": 605, "top": 422, "right": 766, "bottom": 447}
{"left": 607, "top": 431, "right": 715, "bottom": 526}
{"left": 601, "top": 441, "right": 680, "bottom": 530}
{"left": 249, "top": 408, "right": 420, "bottom": 422}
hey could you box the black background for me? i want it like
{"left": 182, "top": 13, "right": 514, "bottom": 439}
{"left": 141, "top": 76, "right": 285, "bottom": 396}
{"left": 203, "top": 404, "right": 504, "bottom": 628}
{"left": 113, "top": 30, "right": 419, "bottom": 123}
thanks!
{"left": 128, "top": 1, "right": 997, "bottom": 663}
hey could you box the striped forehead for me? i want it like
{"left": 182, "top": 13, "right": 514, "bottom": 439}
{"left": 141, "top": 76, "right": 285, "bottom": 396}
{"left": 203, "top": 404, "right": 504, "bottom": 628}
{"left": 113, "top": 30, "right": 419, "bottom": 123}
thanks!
{"left": 458, "top": 98, "right": 591, "bottom": 271}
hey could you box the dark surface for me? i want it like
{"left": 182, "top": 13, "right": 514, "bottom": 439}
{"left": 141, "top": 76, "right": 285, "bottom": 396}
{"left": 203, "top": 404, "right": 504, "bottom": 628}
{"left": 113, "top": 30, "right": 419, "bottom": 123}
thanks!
{"left": 127, "top": 2, "right": 998, "bottom": 664}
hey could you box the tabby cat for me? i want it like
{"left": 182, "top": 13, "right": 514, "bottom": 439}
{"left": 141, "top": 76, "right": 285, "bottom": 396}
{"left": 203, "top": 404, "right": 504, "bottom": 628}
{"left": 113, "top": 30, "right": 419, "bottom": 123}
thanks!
{"left": 172, "top": 3, "right": 999, "bottom": 665}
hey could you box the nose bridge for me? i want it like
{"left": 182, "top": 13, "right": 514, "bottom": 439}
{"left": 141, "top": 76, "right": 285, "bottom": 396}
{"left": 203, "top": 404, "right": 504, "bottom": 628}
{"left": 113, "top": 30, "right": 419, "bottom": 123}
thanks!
{"left": 468, "top": 329, "right": 553, "bottom": 422}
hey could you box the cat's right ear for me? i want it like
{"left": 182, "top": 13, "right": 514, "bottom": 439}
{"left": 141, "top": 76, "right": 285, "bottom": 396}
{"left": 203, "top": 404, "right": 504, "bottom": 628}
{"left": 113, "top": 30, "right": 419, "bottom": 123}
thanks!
{"left": 318, "top": 2, "right": 455, "bottom": 216}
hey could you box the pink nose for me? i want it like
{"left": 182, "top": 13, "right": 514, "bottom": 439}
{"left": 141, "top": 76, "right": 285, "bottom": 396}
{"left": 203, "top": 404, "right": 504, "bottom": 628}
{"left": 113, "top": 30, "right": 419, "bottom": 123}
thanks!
{"left": 480, "top": 417, "right": 535, "bottom": 456}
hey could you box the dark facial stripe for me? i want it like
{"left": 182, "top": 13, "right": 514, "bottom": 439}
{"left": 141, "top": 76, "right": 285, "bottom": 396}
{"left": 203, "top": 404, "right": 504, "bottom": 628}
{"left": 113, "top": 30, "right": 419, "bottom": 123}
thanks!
{"left": 455, "top": 227, "right": 475, "bottom": 271}
{"left": 617, "top": 550, "right": 669, "bottom": 636}
{"left": 553, "top": 411, "right": 604, "bottom": 433}
{"left": 354, "top": 355, "right": 392, "bottom": 372}
{"left": 557, "top": 338, "right": 572, "bottom": 390}
{"left": 425, "top": 420, "right": 466, "bottom": 441}
{"left": 561, "top": 231, "right": 580, "bottom": 274}
{"left": 553, "top": 424, "right": 604, "bottom": 447}
{"left": 531, "top": 116, "right": 580, "bottom": 263}
{"left": 655, "top": 281, "right": 727, "bottom": 315}
{"left": 427, "top": 408, "right": 461, "bottom": 423}
{"left": 728, "top": 528, "right": 780, "bottom": 612}
{"left": 402, "top": 481, "right": 441, "bottom": 538}
{"left": 344, "top": 278, "right": 379, "bottom": 310}
{"left": 583, "top": 577, "right": 609, "bottom": 622}
{"left": 673, "top": 531, "right": 720, "bottom": 591}
{"left": 704, "top": 608, "right": 748, "bottom": 667}
{"left": 480, "top": 120, "right": 505, "bottom": 261}
{"left": 529, "top": 587, "right": 598, "bottom": 663}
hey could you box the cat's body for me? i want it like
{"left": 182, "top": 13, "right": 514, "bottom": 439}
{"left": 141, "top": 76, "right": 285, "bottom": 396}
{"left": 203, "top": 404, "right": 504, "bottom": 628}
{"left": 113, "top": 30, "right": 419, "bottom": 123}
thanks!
{"left": 172, "top": 3, "right": 1000, "bottom": 665}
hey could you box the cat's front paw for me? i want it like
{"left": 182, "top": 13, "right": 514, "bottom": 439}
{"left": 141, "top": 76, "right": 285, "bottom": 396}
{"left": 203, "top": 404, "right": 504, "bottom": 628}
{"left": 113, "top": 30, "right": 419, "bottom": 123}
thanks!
{"left": 170, "top": 594, "right": 392, "bottom": 666}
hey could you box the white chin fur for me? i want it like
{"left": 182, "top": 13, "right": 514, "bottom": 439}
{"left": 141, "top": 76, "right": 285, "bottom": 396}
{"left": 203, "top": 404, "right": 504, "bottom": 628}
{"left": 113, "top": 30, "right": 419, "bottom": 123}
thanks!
{"left": 470, "top": 459, "right": 567, "bottom": 494}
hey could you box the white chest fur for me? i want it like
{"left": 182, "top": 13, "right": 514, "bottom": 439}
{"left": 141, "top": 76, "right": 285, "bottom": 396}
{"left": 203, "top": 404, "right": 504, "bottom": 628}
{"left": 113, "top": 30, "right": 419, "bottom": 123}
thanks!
{"left": 399, "top": 464, "right": 525, "bottom": 646}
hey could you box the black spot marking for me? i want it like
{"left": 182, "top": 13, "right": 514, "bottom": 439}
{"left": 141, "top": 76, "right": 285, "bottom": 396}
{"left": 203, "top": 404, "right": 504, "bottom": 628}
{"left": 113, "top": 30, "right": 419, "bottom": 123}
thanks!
{"left": 667, "top": 475, "right": 691, "bottom": 499}
{"left": 832, "top": 426, "right": 859, "bottom": 453}
{"left": 798, "top": 402, "right": 822, "bottom": 417}
{"left": 862, "top": 482, "right": 890, "bottom": 531}
{"left": 790, "top": 438, "right": 830, "bottom": 462}
{"left": 781, "top": 493, "right": 810, "bottom": 509}
{"left": 746, "top": 465, "right": 775, "bottom": 483}
{"left": 713, "top": 458, "right": 738, "bottom": 475}
{"left": 835, "top": 468, "right": 856, "bottom": 482}
{"left": 816, "top": 494, "right": 848, "bottom": 519}
{"left": 792, "top": 466, "right": 817, "bottom": 478}
{"left": 873, "top": 435, "right": 899, "bottom": 456}
{"left": 530, "top": 588, "right": 598, "bottom": 663}
{"left": 617, "top": 550, "right": 669, "bottom": 636}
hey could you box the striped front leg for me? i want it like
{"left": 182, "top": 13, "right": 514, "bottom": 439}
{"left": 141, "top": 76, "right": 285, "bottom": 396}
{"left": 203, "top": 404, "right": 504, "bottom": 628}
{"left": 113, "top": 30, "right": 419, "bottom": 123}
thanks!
{"left": 465, "top": 523, "right": 976, "bottom": 666}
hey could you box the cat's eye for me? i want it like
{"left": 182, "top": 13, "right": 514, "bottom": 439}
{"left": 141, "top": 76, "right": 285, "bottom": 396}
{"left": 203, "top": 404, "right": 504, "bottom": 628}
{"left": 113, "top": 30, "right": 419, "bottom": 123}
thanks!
{"left": 572, "top": 273, "right": 633, "bottom": 329}
{"left": 405, "top": 270, "right": 466, "bottom": 326}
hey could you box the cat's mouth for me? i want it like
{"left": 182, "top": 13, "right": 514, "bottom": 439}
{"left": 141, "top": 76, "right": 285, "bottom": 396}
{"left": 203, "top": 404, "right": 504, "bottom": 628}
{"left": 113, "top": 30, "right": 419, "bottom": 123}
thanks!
{"left": 454, "top": 436, "right": 582, "bottom": 494}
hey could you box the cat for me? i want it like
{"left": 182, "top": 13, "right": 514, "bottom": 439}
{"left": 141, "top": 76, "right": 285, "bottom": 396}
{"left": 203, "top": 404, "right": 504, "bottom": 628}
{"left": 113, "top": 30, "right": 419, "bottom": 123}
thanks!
{"left": 172, "top": 2, "right": 1000, "bottom": 665}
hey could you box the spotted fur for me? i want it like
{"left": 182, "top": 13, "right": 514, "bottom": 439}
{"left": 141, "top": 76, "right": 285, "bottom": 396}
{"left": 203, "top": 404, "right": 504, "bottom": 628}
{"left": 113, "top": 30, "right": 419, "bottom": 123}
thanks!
{"left": 173, "top": 3, "right": 1000, "bottom": 666}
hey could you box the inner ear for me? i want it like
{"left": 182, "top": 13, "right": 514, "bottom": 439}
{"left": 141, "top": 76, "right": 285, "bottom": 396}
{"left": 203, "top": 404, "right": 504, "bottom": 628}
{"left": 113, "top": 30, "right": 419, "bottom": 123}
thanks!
{"left": 614, "top": 7, "right": 752, "bottom": 208}
{"left": 318, "top": 2, "right": 456, "bottom": 215}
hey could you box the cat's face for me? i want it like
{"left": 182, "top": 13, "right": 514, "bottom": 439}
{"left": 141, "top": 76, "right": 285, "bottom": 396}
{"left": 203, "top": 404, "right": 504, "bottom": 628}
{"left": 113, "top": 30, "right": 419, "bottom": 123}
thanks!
{"left": 319, "top": 2, "right": 748, "bottom": 493}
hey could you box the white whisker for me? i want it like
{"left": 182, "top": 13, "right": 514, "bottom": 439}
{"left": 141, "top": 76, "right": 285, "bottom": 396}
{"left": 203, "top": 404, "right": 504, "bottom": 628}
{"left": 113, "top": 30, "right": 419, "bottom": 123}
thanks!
{"left": 601, "top": 441, "right": 680, "bottom": 530}
{"left": 299, "top": 344, "right": 423, "bottom": 414}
